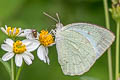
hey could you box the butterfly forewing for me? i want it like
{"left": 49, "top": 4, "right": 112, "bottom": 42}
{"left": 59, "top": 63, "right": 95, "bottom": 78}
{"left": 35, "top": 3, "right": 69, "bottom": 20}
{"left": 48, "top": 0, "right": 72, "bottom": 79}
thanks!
{"left": 62, "top": 23, "right": 115, "bottom": 59}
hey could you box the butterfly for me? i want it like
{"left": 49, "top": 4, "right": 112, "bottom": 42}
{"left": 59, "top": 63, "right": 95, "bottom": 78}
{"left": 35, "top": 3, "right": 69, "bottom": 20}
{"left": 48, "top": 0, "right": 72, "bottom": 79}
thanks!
{"left": 43, "top": 12, "right": 115, "bottom": 76}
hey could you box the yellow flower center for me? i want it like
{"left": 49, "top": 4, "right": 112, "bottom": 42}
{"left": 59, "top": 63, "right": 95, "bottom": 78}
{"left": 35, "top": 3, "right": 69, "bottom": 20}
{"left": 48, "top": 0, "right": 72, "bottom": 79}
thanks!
{"left": 39, "top": 30, "right": 54, "bottom": 46}
{"left": 7, "top": 27, "right": 19, "bottom": 36}
{"left": 13, "top": 40, "right": 26, "bottom": 54}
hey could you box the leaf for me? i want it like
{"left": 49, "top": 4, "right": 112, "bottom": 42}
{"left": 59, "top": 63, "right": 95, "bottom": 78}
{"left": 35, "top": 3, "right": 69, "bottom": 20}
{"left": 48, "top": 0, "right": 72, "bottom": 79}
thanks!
{"left": 0, "top": 58, "right": 11, "bottom": 77}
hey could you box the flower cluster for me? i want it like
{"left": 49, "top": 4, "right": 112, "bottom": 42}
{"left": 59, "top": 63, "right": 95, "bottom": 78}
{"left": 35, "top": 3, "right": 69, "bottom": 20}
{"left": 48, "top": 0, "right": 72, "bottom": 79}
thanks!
{"left": 39, "top": 30, "right": 54, "bottom": 47}
{"left": 0, "top": 25, "right": 55, "bottom": 67}
{"left": 110, "top": 2, "right": 120, "bottom": 22}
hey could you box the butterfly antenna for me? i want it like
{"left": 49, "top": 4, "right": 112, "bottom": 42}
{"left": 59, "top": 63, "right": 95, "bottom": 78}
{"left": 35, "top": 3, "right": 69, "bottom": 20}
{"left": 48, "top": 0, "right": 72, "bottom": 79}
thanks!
{"left": 56, "top": 13, "right": 60, "bottom": 23}
{"left": 43, "top": 12, "right": 58, "bottom": 22}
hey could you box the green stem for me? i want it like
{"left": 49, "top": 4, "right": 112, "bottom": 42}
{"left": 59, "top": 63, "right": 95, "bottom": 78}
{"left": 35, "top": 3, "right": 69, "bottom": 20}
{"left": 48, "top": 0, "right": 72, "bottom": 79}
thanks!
{"left": 104, "top": 0, "right": 110, "bottom": 29}
{"left": 103, "top": 0, "right": 113, "bottom": 80}
{"left": 15, "top": 64, "right": 23, "bottom": 80}
{"left": 11, "top": 58, "right": 14, "bottom": 80}
{"left": 107, "top": 49, "right": 113, "bottom": 80}
{"left": 14, "top": 62, "right": 16, "bottom": 79}
{"left": 116, "top": 21, "right": 119, "bottom": 80}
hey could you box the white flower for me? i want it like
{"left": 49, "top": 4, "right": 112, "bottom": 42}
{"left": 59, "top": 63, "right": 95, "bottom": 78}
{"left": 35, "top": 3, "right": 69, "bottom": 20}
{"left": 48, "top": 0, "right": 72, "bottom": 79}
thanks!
{"left": 37, "top": 45, "right": 50, "bottom": 64}
{"left": 23, "top": 29, "right": 39, "bottom": 39}
{"left": 0, "top": 25, "right": 25, "bottom": 37}
{"left": 1, "top": 38, "right": 39, "bottom": 67}
{"left": 23, "top": 29, "right": 55, "bottom": 64}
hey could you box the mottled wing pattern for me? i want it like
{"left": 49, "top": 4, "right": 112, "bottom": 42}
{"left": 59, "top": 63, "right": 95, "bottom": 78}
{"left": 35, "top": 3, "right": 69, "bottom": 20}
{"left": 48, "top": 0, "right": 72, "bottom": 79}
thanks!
{"left": 62, "top": 23, "right": 115, "bottom": 59}
{"left": 55, "top": 30, "right": 96, "bottom": 75}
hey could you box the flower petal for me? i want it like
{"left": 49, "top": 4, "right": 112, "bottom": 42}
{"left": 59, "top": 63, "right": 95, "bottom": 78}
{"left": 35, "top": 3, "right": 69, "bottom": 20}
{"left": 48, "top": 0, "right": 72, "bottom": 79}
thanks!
{"left": 22, "top": 29, "right": 33, "bottom": 39}
{"left": 45, "top": 47, "right": 50, "bottom": 64}
{"left": 1, "top": 27, "right": 8, "bottom": 35}
{"left": 22, "top": 39, "right": 32, "bottom": 46}
{"left": 4, "top": 38, "right": 14, "bottom": 47}
{"left": 46, "top": 57, "right": 50, "bottom": 65}
{"left": 36, "top": 32, "right": 40, "bottom": 39}
{"left": 45, "top": 47, "right": 48, "bottom": 55}
{"left": 25, "top": 52, "right": 34, "bottom": 60}
{"left": 18, "top": 32, "right": 26, "bottom": 37}
{"left": 17, "top": 29, "right": 25, "bottom": 37}
{"left": 5, "top": 25, "right": 8, "bottom": 30}
{"left": 23, "top": 29, "right": 39, "bottom": 39}
{"left": 26, "top": 34, "right": 34, "bottom": 39}
{"left": 37, "top": 45, "right": 47, "bottom": 63}
{"left": 1, "top": 44, "right": 13, "bottom": 52}
{"left": 22, "top": 39, "right": 40, "bottom": 52}
{"left": 24, "top": 29, "right": 32, "bottom": 34}
{"left": 48, "top": 42, "right": 55, "bottom": 47}
{"left": 22, "top": 53, "right": 32, "bottom": 65}
{"left": 15, "top": 54, "right": 23, "bottom": 67}
{"left": 24, "top": 29, "right": 33, "bottom": 39}
{"left": 18, "top": 28, "right": 22, "bottom": 32}
{"left": 2, "top": 52, "right": 14, "bottom": 61}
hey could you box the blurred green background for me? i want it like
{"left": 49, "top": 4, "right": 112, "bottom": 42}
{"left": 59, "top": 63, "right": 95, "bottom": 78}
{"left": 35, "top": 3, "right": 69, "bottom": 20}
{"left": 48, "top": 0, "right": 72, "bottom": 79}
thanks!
{"left": 0, "top": 0, "right": 117, "bottom": 80}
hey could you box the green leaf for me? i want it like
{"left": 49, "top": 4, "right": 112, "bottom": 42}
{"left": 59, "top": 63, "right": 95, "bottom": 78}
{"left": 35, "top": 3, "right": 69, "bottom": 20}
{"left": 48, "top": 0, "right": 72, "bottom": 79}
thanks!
{"left": 0, "top": 58, "right": 11, "bottom": 77}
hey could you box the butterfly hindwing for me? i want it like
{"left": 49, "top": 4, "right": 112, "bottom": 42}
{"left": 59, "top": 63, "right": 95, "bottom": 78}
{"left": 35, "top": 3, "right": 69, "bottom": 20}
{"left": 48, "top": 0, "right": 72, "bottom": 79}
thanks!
{"left": 55, "top": 30, "right": 96, "bottom": 75}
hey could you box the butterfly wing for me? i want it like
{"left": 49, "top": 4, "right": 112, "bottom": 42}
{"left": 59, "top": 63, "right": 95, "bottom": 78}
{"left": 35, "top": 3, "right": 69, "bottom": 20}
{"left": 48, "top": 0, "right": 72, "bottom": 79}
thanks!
{"left": 62, "top": 23, "right": 115, "bottom": 59}
{"left": 55, "top": 30, "right": 96, "bottom": 75}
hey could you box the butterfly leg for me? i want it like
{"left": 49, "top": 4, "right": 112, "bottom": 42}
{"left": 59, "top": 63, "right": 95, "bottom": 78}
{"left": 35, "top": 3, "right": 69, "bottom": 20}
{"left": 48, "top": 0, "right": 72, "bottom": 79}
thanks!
{"left": 49, "top": 29, "right": 56, "bottom": 36}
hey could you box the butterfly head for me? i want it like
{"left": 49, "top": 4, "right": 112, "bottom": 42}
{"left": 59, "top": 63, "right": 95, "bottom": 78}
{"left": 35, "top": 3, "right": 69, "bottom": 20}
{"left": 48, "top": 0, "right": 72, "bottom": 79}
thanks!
{"left": 56, "top": 23, "right": 63, "bottom": 29}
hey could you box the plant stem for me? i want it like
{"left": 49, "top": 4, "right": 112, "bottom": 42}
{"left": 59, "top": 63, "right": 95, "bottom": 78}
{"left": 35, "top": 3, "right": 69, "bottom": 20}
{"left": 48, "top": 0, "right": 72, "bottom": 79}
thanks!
{"left": 11, "top": 58, "right": 14, "bottom": 80}
{"left": 103, "top": 0, "right": 113, "bottom": 80}
{"left": 104, "top": 0, "right": 110, "bottom": 29}
{"left": 14, "top": 62, "right": 16, "bottom": 80}
{"left": 15, "top": 63, "right": 23, "bottom": 80}
{"left": 116, "top": 21, "right": 119, "bottom": 80}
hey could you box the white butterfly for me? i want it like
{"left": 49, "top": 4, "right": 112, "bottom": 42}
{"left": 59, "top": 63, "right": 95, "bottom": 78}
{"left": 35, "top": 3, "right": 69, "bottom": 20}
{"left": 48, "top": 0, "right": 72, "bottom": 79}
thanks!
{"left": 44, "top": 12, "right": 115, "bottom": 76}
